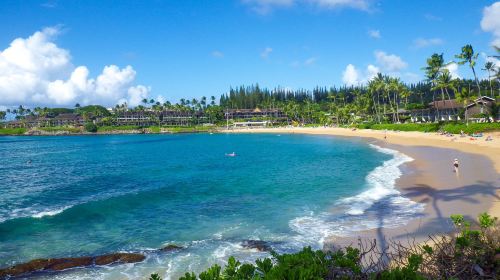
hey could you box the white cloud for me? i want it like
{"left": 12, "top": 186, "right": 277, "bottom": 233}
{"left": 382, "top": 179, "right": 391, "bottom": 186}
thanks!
{"left": 0, "top": 27, "right": 151, "bottom": 107}
{"left": 242, "top": 0, "right": 371, "bottom": 14}
{"left": 242, "top": 0, "right": 294, "bottom": 14}
{"left": 444, "top": 62, "right": 460, "bottom": 79}
{"left": 342, "top": 64, "right": 359, "bottom": 85}
{"left": 342, "top": 63, "right": 379, "bottom": 86}
{"left": 368, "top": 29, "right": 381, "bottom": 39}
{"left": 261, "top": 47, "right": 273, "bottom": 58}
{"left": 309, "top": 0, "right": 370, "bottom": 10}
{"left": 480, "top": 2, "right": 500, "bottom": 48}
{"left": 374, "top": 50, "right": 407, "bottom": 72}
{"left": 211, "top": 50, "right": 224, "bottom": 58}
{"left": 413, "top": 37, "right": 444, "bottom": 49}
{"left": 342, "top": 51, "right": 415, "bottom": 85}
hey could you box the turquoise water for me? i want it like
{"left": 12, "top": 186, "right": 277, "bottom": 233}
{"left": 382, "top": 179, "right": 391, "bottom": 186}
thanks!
{"left": 0, "top": 134, "right": 423, "bottom": 279}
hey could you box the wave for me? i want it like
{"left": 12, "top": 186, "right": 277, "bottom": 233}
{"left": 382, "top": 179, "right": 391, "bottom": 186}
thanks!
{"left": 32, "top": 206, "right": 72, "bottom": 218}
{"left": 289, "top": 144, "right": 425, "bottom": 247}
{"left": 340, "top": 144, "right": 415, "bottom": 215}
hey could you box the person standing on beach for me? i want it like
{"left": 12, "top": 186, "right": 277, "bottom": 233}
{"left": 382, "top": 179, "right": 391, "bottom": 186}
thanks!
{"left": 453, "top": 158, "right": 459, "bottom": 173}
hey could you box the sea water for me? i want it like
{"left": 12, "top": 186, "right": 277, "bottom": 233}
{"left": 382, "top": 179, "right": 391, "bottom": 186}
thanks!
{"left": 0, "top": 134, "right": 424, "bottom": 279}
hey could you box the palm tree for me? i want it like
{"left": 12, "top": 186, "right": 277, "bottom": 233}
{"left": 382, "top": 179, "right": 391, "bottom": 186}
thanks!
{"left": 142, "top": 98, "right": 148, "bottom": 107}
{"left": 482, "top": 61, "right": 495, "bottom": 98}
{"left": 210, "top": 96, "right": 216, "bottom": 106}
{"left": 455, "top": 44, "right": 480, "bottom": 96}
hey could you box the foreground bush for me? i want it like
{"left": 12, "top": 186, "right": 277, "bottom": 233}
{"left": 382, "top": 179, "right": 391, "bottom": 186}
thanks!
{"left": 149, "top": 213, "right": 499, "bottom": 279}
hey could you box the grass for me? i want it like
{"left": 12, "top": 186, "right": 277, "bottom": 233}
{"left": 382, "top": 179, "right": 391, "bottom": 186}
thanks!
{"left": 165, "top": 126, "right": 213, "bottom": 133}
{"left": 38, "top": 126, "right": 81, "bottom": 133}
{"left": 0, "top": 127, "right": 27, "bottom": 135}
{"left": 97, "top": 125, "right": 141, "bottom": 132}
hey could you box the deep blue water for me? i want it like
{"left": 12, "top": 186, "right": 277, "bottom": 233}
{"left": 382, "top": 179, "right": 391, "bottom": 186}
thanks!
{"left": 0, "top": 134, "right": 423, "bottom": 279}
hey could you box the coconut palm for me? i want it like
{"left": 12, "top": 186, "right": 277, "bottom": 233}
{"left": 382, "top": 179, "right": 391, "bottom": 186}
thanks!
{"left": 482, "top": 61, "right": 495, "bottom": 98}
{"left": 455, "top": 44, "right": 480, "bottom": 96}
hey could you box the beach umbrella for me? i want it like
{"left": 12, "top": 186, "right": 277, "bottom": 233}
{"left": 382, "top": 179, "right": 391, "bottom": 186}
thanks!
{"left": 457, "top": 116, "right": 461, "bottom": 120}
{"left": 448, "top": 116, "right": 452, "bottom": 121}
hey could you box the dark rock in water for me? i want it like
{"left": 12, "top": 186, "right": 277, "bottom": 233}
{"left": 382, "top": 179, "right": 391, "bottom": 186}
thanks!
{"left": 47, "top": 257, "right": 93, "bottom": 271}
{"left": 160, "top": 244, "right": 183, "bottom": 252}
{"left": 94, "top": 253, "right": 145, "bottom": 266}
{"left": 242, "top": 240, "right": 271, "bottom": 252}
{"left": 0, "top": 253, "right": 145, "bottom": 278}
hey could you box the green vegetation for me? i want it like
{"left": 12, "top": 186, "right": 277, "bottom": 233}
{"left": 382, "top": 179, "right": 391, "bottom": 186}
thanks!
{"left": 97, "top": 125, "right": 142, "bottom": 132}
{"left": 165, "top": 126, "right": 213, "bottom": 133}
{"left": 356, "top": 123, "right": 441, "bottom": 132}
{"left": 149, "top": 213, "right": 499, "bottom": 280}
{"left": 353, "top": 122, "right": 500, "bottom": 134}
{"left": 441, "top": 122, "right": 500, "bottom": 134}
{"left": 38, "top": 126, "right": 81, "bottom": 133}
{"left": 84, "top": 122, "right": 98, "bottom": 133}
{"left": 0, "top": 128, "right": 27, "bottom": 135}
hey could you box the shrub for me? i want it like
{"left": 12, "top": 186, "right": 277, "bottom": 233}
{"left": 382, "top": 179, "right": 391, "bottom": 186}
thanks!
{"left": 84, "top": 122, "right": 97, "bottom": 133}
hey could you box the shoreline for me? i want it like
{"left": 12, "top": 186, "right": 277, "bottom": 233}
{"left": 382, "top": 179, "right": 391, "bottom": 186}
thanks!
{"left": 227, "top": 127, "right": 500, "bottom": 248}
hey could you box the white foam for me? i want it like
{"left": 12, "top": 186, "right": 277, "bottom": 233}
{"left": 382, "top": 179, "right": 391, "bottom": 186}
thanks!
{"left": 32, "top": 206, "right": 72, "bottom": 218}
{"left": 288, "top": 144, "right": 425, "bottom": 248}
{"left": 340, "top": 144, "right": 414, "bottom": 215}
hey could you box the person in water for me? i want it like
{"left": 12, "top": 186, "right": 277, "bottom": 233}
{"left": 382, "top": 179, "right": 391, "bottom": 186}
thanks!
{"left": 453, "top": 158, "right": 459, "bottom": 173}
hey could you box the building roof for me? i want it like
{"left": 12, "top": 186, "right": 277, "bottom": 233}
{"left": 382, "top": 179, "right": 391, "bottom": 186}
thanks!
{"left": 428, "top": 100, "right": 463, "bottom": 110}
{"left": 465, "top": 96, "right": 496, "bottom": 108}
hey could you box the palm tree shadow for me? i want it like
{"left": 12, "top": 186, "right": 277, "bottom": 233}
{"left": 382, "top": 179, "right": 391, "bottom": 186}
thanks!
{"left": 370, "top": 180, "right": 499, "bottom": 266}
{"left": 403, "top": 181, "right": 499, "bottom": 220}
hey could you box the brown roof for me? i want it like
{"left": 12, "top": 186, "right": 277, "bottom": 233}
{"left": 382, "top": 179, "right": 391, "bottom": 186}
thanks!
{"left": 429, "top": 100, "right": 463, "bottom": 110}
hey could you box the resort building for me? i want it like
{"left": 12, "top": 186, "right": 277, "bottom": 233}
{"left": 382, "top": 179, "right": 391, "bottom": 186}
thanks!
{"left": 408, "top": 96, "right": 498, "bottom": 123}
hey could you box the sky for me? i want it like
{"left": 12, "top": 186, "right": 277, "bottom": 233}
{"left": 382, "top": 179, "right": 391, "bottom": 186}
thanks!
{"left": 0, "top": 0, "right": 500, "bottom": 108}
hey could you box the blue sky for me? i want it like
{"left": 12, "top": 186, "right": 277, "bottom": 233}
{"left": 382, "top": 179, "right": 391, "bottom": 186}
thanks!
{"left": 0, "top": 0, "right": 499, "bottom": 107}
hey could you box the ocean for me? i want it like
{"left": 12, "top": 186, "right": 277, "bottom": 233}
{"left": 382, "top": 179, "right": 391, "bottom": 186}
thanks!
{"left": 0, "top": 134, "right": 424, "bottom": 279}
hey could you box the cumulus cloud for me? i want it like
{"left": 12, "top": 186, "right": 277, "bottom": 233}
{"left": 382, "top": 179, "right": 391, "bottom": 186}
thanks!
{"left": 342, "top": 51, "right": 416, "bottom": 85}
{"left": 444, "top": 62, "right": 460, "bottom": 79}
{"left": 0, "top": 27, "right": 151, "bottom": 107}
{"left": 261, "top": 47, "right": 273, "bottom": 58}
{"left": 368, "top": 29, "right": 381, "bottom": 39}
{"left": 342, "top": 63, "right": 379, "bottom": 86}
{"left": 242, "top": 0, "right": 371, "bottom": 14}
{"left": 374, "top": 50, "right": 407, "bottom": 72}
{"left": 480, "top": 2, "right": 500, "bottom": 48}
{"left": 413, "top": 37, "right": 444, "bottom": 49}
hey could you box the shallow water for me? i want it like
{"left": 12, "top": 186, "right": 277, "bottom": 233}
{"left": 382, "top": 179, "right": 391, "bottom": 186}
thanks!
{"left": 0, "top": 134, "right": 424, "bottom": 279}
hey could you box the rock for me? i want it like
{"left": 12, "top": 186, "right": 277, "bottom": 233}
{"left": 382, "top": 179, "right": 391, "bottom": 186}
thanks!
{"left": 160, "top": 244, "right": 183, "bottom": 252}
{"left": 47, "top": 257, "right": 93, "bottom": 271}
{"left": 94, "top": 253, "right": 145, "bottom": 266}
{"left": 0, "top": 253, "right": 145, "bottom": 278}
{"left": 0, "top": 259, "right": 49, "bottom": 278}
{"left": 242, "top": 240, "right": 271, "bottom": 252}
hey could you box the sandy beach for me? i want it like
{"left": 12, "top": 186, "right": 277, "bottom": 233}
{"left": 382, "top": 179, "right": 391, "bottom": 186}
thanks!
{"left": 228, "top": 127, "right": 500, "bottom": 248}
